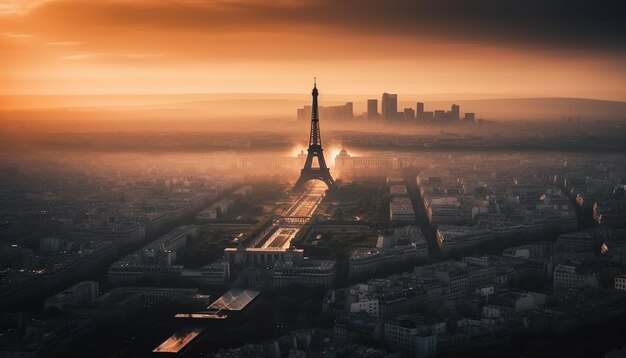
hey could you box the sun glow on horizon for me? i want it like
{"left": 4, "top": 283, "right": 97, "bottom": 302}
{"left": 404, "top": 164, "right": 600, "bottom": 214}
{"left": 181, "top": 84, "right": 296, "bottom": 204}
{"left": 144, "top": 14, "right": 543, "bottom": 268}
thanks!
{"left": 0, "top": 0, "right": 624, "bottom": 101}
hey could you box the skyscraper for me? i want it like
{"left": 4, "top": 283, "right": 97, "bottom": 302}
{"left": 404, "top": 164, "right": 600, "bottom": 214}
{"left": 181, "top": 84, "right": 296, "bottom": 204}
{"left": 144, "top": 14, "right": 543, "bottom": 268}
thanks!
{"left": 450, "top": 104, "right": 460, "bottom": 121}
{"left": 367, "top": 99, "right": 378, "bottom": 119}
{"left": 416, "top": 102, "right": 424, "bottom": 117}
{"left": 416, "top": 102, "right": 424, "bottom": 121}
{"left": 345, "top": 102, "right": 354, "bottom": 119}
{"left": 403, "top": 108, "right": 415, "bottom": 121}
{"left": 382, "top": 93, "right": 398, "bottom": 120}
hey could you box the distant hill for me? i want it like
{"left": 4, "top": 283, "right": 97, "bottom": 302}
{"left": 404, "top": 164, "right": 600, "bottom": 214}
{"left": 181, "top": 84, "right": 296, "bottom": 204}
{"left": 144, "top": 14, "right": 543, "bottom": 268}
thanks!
{"left": 1, "top": 94, "right": 625, "bottom": 121}
{"left": 406, "top": 98, "right": 626, "bottom": 120}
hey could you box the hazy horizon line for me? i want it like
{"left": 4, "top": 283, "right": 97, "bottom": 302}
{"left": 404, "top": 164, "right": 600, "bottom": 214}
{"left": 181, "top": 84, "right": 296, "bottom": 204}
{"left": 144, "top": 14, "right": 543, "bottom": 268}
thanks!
{"left": 2, "top": 92, "right": 625, "bottom": 102}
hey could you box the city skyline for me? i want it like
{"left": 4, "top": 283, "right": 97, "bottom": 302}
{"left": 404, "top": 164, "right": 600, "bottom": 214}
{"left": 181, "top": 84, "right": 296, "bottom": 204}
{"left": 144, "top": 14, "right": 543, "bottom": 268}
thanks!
{"left": 297, "top": 92, "right": 477, "bottom": 122}
{"left": 1, "top": 1, "right": 626, "bottom": 357}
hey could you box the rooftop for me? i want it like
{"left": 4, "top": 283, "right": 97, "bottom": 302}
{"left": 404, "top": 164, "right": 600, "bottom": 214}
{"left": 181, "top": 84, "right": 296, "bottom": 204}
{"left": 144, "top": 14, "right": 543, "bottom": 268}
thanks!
{"left": 153, "top": 326, "right": 205, "bottom": 354}
{"left": 207, "top": 288, "right": 261, "bottom": 312}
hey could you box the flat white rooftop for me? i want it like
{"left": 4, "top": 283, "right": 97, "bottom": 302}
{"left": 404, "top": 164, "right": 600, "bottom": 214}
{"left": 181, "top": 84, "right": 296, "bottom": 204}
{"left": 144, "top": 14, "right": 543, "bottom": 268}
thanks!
{"left": 207, "top": 288, "right": 261, "bottom": 312}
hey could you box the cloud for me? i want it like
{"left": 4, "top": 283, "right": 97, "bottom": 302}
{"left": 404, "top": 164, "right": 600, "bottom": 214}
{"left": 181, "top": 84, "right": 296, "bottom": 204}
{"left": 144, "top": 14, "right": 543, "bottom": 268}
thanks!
{"left": 47, "top": 41, "right": 84, "bottom": 46}
{"left": 60, "top": 52, "right": 173, "bottom": 61}
{"left": 15, "top": 0, "right": 623, "bottom": 54}
{"left": 0, "top": 0, "right": 49, "bottom": 15}
{"left": 0, "top": 0, "right": 623, "bottom": 70}
{"left": 1, "top": 32, "right": 35, "bottom": 38}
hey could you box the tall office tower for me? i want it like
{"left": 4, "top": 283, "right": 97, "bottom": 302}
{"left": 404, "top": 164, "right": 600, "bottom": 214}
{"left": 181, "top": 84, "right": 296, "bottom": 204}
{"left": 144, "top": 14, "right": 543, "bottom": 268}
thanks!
{"left": 403, "top": 108, "right": 415, "bottom": 121}
{"left": 416, "top": 102, "right": 425, "bottom": 119}
{"left": 345, "top": 102, "right": 354, "bottom": 119}
{"left": 367, "top": 99, "right": 378, "bottom": 119}
{"left": 382, "top": 93, "right": 398, "bottom": 120}
{"left": 297, "top": 106, "right": 312, "bottom": 121}
{"left": 450, "top": 104, "right": 460, "bottom": 121}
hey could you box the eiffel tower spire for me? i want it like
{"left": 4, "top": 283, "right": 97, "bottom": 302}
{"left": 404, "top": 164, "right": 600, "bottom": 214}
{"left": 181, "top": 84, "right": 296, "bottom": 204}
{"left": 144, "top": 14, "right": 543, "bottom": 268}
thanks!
{"left": 294, "top": 79, "right": 335, "bottom": 190}
{"left": 310, "top": 78, "right": 321, "bottom": 146}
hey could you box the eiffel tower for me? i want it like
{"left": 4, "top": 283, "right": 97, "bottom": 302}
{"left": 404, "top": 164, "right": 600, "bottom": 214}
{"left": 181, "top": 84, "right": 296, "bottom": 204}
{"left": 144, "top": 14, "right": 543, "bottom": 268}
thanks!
{"left": 294, "top": 79, "right": 335, "bottom": 190}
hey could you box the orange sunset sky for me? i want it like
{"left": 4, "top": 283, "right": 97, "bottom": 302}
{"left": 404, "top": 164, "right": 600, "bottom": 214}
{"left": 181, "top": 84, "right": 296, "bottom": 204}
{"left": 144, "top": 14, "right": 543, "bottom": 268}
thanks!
{"left": 1, "top": 0, "right": 625, "bottom": 100}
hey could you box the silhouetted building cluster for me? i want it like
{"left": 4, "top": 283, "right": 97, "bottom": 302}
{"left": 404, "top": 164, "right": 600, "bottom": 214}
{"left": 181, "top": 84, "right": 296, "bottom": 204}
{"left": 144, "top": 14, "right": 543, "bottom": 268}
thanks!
{"left": 296, "top": 92, "right": 478, "bottom": 123}
{"left": 368, "top": 93, "right": 478, "bottom": 123}
{"left": 297, "top": 102, "right": 353, "bottom": 121}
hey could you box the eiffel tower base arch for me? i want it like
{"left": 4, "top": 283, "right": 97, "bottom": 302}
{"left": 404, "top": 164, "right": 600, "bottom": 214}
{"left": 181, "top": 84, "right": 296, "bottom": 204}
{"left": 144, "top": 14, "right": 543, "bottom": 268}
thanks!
{"left": 294, "top": 168, "right": 335, "bottom": 191}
